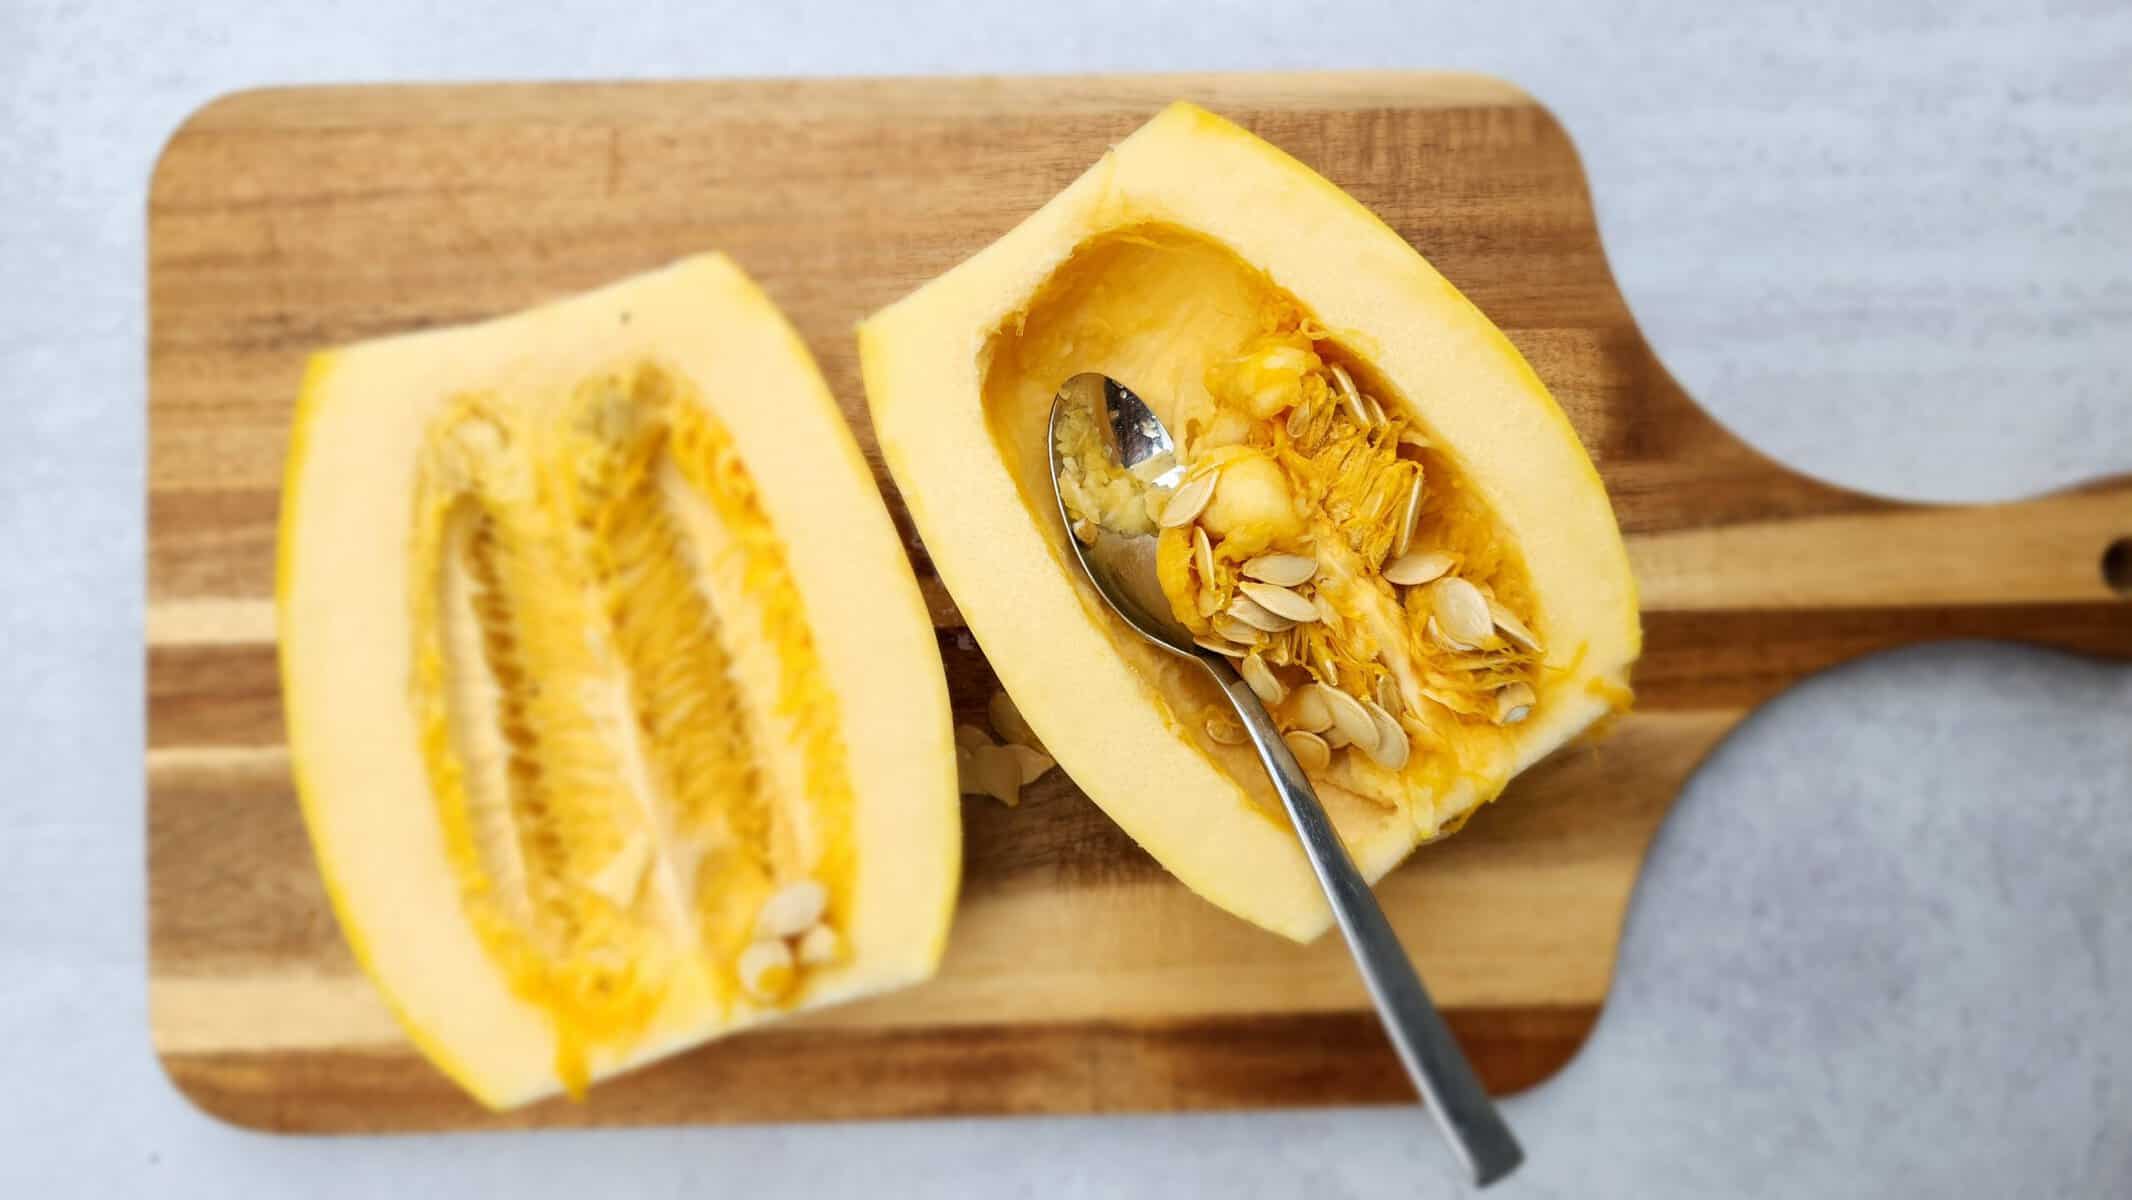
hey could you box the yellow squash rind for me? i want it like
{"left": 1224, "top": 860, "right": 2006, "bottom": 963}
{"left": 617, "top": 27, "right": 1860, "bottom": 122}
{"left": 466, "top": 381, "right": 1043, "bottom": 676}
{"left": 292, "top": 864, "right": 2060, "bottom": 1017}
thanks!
{"left": 280, "top": 255, "right": 959, "bottom": 1107}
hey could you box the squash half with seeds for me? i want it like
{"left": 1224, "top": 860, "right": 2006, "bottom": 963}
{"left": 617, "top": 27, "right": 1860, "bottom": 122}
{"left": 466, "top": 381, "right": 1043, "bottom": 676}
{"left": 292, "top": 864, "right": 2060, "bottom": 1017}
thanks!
{"left": 861, "top": 103, "right": 1640, "bottom": 941}
{"left": 278, "top": 255, "right": 959, "bottom": 1108}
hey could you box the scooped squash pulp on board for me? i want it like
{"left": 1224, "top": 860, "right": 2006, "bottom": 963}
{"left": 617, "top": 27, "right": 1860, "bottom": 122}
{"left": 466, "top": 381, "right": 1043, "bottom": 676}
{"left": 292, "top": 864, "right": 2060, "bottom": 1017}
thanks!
{"left": 278, "top": 255, "right": 959, "bottom": 1108}
{"left": 860, "top": 103, "right": 1639, "bottom": 941}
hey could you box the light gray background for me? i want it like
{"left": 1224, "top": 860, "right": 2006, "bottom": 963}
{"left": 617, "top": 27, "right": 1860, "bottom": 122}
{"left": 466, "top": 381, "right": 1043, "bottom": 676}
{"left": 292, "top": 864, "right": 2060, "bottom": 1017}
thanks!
{"left": 3, "top": 0, "right": 2128, "bottom": 1195}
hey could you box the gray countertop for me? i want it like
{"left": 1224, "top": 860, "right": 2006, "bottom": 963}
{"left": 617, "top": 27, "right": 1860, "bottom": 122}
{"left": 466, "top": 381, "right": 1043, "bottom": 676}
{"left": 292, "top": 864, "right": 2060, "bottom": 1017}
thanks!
{"left": 3, "top": 0, "right": 2128, "bottom": 1194}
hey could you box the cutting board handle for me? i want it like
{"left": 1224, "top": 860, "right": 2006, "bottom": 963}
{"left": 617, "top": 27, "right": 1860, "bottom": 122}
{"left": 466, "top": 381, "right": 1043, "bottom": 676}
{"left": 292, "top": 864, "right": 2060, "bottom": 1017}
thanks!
{"left": 1631, "top": 477, "right": 2132, "bottom": 625}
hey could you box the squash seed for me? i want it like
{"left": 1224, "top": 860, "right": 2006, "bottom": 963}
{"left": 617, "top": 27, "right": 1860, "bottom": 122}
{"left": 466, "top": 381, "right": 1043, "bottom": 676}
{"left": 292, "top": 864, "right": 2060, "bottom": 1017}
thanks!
{"left": 1284, "top": 402, "right": 1314, "bottom": 439}
{"left": 1488, "top": 599, "right": 1542, "bottom": 653}
{"left": 1495, "top": 681, "right": 1537, "bottom": 725}
{"left": 1212, "top": 613, "right": 1265, "bottom": 645}
{"left": 1194, "top": 634, "right": 1249, "bottom": 658}
{"left": 755, "top": 879, "right": 828, "bottom": 940}
{"left": 1425, "top": 616, "right": 1473, "bottom": 653}
{"left": 1287, "top": 683, "right": 1334, "bottom": 733}
{"left": 1241, "top": 553, "right": 1318, "bottom": 587}
{"left": 954, "top": 723, "right": 991, "bottom": 752}
{"left": 1431, "top": 577, "right": 1494, "bottom": 648}
{"left": 1363, "top": 394, "right": 1387, "bottom": 426}
{"left": 1264, "top": 633, "right": 1295, "bottom": 668}
{"left": 1394, "top": 477, "right": 1424, "bottom": 557}
{"left": 1237, "top": 581, "right": 1318, "bottom": 623}
{"left": 1193, "top": 526, "right": 1216, "bottom": 588}
{"left": 795, "top": 924, "right": 841, "bottom": 967}
{"left": 1331, "top": 363, "right": 1370, "bottom": 427}
{"left": 1362, "top": 699, "right": 1410, "bottom": 771}
{"left": 961, "top": 742, "right": 1026, "bottom": 807}
{"left": 1205, "top": 713, "right": 1249, "bottom": 745}
{"left": 1323, "top": 685, "right": 1381, "bottom": 757}
{"left": 1226, "top": 593, "right": 1297, "bottom": 633}
{"left": 988, "top": 690, "right": 1047, "bottom": 754}
{"left": 1157, "top": 469, "right": 1218, "bottom": 528}
{"left": 1311, "top": 642, "right": 1341, "bottom": 686}
{"left": 1323, "top": 724, "right": 1352, "bottom": 750}
{"left": 1283, "top": 729, "right": 1332, "bottom": 772}
{"left": 738, "top": 938, "right": 795, "bottom": 1000}
{"left": 1384, "top": 550, "right": 1456, "bottom": 587}
{"left": 1007, "top": 744, "right": 1055, "bottom": 785}
{"left": 1312, "top": 590, "right": 1340, "bottom": 627}
{"left": 1375, "top": 673, "right": 1402, "bottom": 715}
{"left": 1241, "top": 652, "right": 1287, "bottom": 706}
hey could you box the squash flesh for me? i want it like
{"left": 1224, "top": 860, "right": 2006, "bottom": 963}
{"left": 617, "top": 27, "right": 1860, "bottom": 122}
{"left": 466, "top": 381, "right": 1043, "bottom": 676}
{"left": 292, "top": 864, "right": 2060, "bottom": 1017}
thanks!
{"left": 862, "top": 103, "right": 1640, "bottom": 940}
{"left": 280, "top": 255, "right": 958, "bottom": 1107}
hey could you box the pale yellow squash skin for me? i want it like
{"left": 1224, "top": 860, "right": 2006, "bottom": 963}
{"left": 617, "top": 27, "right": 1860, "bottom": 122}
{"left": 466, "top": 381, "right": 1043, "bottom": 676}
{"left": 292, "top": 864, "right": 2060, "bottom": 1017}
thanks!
{"left": 279, "top": 255, "right": 959, "bottom": 1107}
{"left": 861, "top": 104, "right": 1639, "bottom": 942}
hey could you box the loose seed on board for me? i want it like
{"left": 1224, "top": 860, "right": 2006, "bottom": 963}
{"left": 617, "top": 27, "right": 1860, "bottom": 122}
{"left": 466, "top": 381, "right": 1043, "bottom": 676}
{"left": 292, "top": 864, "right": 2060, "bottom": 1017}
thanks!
{"left": 755, "top": 879, "right": 828, "bottom": 940}
{"left": 1283, "top": 729, "right": 1332, "bottom": 772}
{"left": 1241, "top": 553, "right": 1318, "bottom": 587}
{"left": 1288, "top": 683, "right": 1334, "bottom": 733}
{"left": 1384, "top": 550, "right": 1456, "bottom": 587}
{"left": 1495, "top": 681, "right": 1537, "bottom": 725}
{"left": 1488, "top": 599, "right": 1543, "bottom": 653}
{"left": 962, "top": 742, "right": 1027, "bottom": 807}
{"left": 1432, "top": 576, "right": 1494, "bottom": 647}
{"left": 1226, "top": 593, "right": 1296, "bottom": 633}
{"left": 1157, "top": 469, "right": 1218, "bottom": 528}
{"left": 1362, "top": 699, "right": 1410, "bottom": 771}
{"left": 1241, "top": 652, "right": 1287, "bottom": 706}
{"left": 1323, "top": 686, "right": 1381, "bottom": 757}
{"left": 1205, "top": 713, "right": 1249, "bottom": 745}
{"left": 1237, "top": 581, "right": 1318, "bottom": 623}
{"left": 1007, "top": 744, "right": 1055, "bottom": 785}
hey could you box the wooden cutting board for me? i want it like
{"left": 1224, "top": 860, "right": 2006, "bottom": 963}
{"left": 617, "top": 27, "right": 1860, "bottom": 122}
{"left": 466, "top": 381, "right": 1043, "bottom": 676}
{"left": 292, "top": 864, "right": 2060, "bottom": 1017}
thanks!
{"left": 146, "top": 71, "right": 2132, "bottom": 1133}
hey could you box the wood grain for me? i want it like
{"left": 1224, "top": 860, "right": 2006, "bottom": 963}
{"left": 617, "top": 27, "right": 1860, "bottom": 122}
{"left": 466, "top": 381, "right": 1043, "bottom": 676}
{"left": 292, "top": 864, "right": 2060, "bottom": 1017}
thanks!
{"left": 146, "top": 71, "right": 2132, "bottom": 1133}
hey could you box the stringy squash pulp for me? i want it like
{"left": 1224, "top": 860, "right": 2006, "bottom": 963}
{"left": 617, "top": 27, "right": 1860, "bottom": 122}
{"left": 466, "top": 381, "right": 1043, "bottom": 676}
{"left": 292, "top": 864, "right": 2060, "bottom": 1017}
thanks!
{"left": 861, "top": 103, "right": 1639, "bottom": 941}
{"left": 278, "top": 256, "right": 958, "bottom": 1108}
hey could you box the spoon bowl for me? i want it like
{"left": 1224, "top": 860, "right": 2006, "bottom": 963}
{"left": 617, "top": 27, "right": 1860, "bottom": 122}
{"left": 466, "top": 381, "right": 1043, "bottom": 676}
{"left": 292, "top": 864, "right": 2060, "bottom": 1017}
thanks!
{"left": 1047, "top": 374, "right": 1201, "bottom": 653}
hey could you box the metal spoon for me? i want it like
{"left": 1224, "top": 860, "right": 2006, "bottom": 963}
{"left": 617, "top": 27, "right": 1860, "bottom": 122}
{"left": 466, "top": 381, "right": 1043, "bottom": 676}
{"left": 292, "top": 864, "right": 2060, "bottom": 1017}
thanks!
{"left": 1047, "top": 372, "right": 1524, "bottom": 1188}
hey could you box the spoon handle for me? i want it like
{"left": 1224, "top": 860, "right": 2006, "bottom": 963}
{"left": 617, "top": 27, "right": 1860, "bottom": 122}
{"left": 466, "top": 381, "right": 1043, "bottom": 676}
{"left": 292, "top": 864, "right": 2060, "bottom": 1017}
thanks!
{"left": 1208, "top": 663, "right": 1526, "bottom": 1188}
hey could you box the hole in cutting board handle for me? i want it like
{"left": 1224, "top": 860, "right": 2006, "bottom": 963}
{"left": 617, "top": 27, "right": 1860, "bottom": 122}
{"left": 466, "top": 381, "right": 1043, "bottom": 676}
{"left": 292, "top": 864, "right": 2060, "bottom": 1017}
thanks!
{"left": 2105, "top": 538, "right": 2132, "bottom": 596}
